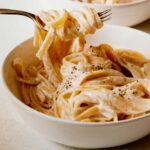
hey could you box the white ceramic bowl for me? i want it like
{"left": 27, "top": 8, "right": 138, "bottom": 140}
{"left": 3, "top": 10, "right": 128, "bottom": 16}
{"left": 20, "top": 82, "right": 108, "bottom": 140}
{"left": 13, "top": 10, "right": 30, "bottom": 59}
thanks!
{"left": 38, "top": 0, "right": 150, "bottom": 26}
{"left": 1, "top": 24, "right": 150, "bottom": 149}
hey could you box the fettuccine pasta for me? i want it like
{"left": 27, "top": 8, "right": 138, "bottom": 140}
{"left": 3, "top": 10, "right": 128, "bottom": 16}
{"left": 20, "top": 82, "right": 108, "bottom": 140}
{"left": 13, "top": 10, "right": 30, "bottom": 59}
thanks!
{"left": 13, "top": 7, "right": 150, "bottom": 122}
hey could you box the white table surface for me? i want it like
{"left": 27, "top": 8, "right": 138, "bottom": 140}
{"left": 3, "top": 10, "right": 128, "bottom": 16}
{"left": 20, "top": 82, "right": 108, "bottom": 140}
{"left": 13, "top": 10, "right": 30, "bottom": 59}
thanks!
{"left": 0, "top": 1, "right": 150, "bottom": 150}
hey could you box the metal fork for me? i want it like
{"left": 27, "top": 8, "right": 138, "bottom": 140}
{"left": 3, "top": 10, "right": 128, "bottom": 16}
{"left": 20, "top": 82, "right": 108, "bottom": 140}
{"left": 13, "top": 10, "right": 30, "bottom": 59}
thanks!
{"left": 0, "top": 8, "right": 111, "bottom": 32}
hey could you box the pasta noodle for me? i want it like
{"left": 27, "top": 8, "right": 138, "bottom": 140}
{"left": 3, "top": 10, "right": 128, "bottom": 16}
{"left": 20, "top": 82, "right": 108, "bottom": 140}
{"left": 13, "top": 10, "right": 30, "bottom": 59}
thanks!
{"left": 13, "top": 7, "right": 150, "bottom": 122}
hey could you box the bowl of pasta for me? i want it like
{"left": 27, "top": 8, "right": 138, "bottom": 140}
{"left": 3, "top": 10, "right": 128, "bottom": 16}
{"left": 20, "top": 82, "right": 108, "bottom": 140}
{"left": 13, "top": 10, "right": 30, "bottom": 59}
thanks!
{"left": 1, "top": 7, "right": 150, "bottom": 149}
{"left": 38, "top": 0, "right": 150, "bottom": 26}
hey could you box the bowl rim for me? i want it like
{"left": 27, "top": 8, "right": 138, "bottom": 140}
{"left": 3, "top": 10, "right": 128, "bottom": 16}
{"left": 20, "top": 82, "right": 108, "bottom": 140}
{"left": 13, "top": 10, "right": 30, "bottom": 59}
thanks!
{"left": 65, "top": 0, "right": 149, "bottom": 7}
{"left": 1, "top": 24, "right": 150, "bottom": 126}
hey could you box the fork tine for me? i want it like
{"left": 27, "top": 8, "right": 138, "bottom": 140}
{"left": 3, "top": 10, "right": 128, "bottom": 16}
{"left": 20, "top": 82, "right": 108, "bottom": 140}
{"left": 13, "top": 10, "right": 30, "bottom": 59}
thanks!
{"left": 101, "top": 17, "right": 111, "bottom": 22}
{"left": 100, "top": 13, "right": 112, "bottom": 20}
{"left": 97, "top": 9, "right": 111, "bottom": 17}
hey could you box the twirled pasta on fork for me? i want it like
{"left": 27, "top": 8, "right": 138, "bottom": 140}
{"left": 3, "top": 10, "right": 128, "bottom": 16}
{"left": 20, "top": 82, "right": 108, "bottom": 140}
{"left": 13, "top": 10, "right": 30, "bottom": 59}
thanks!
{"left": 13, "top": 7, "right": 150, "bottom": 122}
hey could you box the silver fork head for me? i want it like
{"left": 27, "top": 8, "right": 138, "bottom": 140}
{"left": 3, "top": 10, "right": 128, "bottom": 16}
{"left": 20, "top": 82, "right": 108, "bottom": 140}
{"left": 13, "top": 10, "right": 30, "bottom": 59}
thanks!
{"left": 98, "top": 9, "right": 112, "bottom": 22}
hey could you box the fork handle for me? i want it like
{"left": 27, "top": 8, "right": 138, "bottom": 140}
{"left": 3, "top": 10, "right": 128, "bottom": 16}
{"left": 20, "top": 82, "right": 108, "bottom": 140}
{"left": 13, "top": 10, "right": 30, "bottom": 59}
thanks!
{"left": 0, "top": 9, "right": 35, "bottom": 19}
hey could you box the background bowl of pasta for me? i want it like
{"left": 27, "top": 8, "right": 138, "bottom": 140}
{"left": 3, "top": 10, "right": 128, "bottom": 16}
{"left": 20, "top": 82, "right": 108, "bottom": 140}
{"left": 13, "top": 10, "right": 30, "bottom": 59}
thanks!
{"left": 2, "top": 24, "right": 150, "bottom": 148}
{"left": 38, "top": 0, "right": 150, "bottom": 26}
